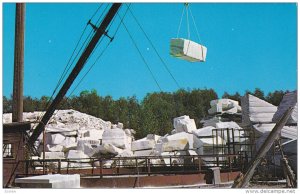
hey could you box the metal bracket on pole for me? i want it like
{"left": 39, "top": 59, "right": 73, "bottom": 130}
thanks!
{"left": 88, "top": 20, "right": 98, "bottom": 31}
{"left": 88, "top": 20, "right": 114, "bottom": 42}
{"left": 104, "top": 31, "right": 114, "bottom": 42}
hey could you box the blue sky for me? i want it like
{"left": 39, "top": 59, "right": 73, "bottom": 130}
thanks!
{"left": 3, "top": 3, "right": 297, "bottom": 100}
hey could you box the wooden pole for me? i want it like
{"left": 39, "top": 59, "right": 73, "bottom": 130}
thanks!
{"left": 12, "top": 3, "right": 25, "bottom": 122}
{"left": 43, "top": 127, "right": 46, "bottom": 174}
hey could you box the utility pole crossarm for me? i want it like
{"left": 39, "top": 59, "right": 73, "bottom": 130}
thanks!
{"left": 27, "top": 3, "right": 122, "bottom": 148}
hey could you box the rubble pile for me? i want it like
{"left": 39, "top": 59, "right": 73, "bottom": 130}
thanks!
{"left": 3, "top": 91, "right": 297, "bottom": 172}
{"left": 3, "top": 109, "right": 135, "bottom": 168}
{"left": 201, "top": 98, "right": 243, "bottom": 128}
{"left": 130, "top": 116, "right": 204, "bottom": 166}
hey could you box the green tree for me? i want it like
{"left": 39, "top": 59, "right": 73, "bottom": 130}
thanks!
{"left": 188, "top": 89, "right": 218, "bottom": 124}
{"left": 222, "top": 92, "right": 241, "bottom": 104}
{"left": 23, "top": 96, "right": 37, "bottom": 112}
{"left": 59, "top": 97, "right": 71, "bottom": 110}
{"left": 101, "top": 95, "right": 116, "bottom": 123}
{"left": 253, "top": 88, "right": 265, "bottom": 100}
{"left": 3, "top": 96, "right": 12, "bottom": 113}
{"left": 114, "top": 97, "right": 129, "bottom": 127}
{"left": 173, "top": 89, "right": 189, "bottom": 116}
{"left": 141, "top": 92, "right": 176, "bottom": 136}
{"left": 265, "top": 90, "right": 285, "bottom": 106}
{"left": 127, "top": 96, "right": 141, "bottom": 136}
{"left": 36, "top": 96, "right": 51, "bottom": 111}
{"left": 2, "top": 88, "right": 245, "bottom": 139}
{"left": 69, "top": 89, "right": 102, "bottom": 117}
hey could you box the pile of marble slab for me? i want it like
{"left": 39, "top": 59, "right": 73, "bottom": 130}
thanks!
{"left": 131, "top": 134, "right": 160, "bottom": 156}
{"left": 153, "top": 129, "right": 203, "bottom": 166}
{"left": 156, "top": 131, "right": 203, "bottom": 153}
{"left": 62, "top": 126, "right": 134, "bottom": 168}
{"left": 160, "top": 116, "right": 202, "bottom": 154}
{"left": 208, "top": 99, "right": 241, "bottom": 115}
{"left": 272, "top": 90, "right": 297, "bottom": 125}
{"left": 3, "top": 109, "right": 135, "bottom": 168}
{"left": 242, "top": 91, "right": 298, "bottom": 174}
{"left": 129, "top": 114, "right": 246, "bottom": 166}
{"left": 241, "top": 94, "right": 278, "bottom": 125}
{"left": 201, "top": 98, "right": 242, "bottom": 128}
{"left": 253, "top": 124, "right": 297, "bottom": 141}
{"left": 128, "top": 115, "right": 204, "bottom": 166}
{"left": 172, "top": 115, "right": 197, "bottom": 133}
{"left": 241, "top": 91, "right": 298, "bottom": 141}
{"left": 3, "top": 109, "right": 111, "bottom": 130}
{"left": 11, "top": 93, "right": 298, "bottom": 170}
{"left": 6, "top": 105, "right": 251, "bottom": 169}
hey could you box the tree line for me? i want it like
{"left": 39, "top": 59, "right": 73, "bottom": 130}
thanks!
{"left": 3, "top": 88, "right": 289, "bottom": 138}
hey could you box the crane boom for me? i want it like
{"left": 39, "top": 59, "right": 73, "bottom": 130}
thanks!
{"left": 27, "top": 3, "right": 122, "bottom": 149}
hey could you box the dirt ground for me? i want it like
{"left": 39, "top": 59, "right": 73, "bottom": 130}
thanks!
{"left": 248, "top": 182, "right": 289, "bottom": 188}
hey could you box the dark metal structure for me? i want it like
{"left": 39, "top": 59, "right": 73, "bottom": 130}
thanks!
{"left": 10, "top": 125, "right": 252, "bottom": 188}
{"left": 13, "top": 154, "right": 242, "bottom": 188}
{"left": 3, "top": 122, "right": 31, "bottom": 187}
{"left": 232, "top": 107, "right": 294, "bottom": 188}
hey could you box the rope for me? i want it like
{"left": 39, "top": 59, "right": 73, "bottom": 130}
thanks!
{"left": 176, "top": 6, "right": 185, "bottom": 38}
{"left": 39, "top": 4, "right": 105, "bottom": 116}
{"left": 88, "top": 4, "right": 119, "bottom": 61}
{"left": 49, "top": 4, "right": 104, "bottom": 100}
{"left": 176, "top": 3, "right": 203, "bottom": 43}
{"left": 63, "top": 4, "right": 115, "bottom": 99}
{"left": 67, "top": 4, "right": 131, "bottom": 97}
{"left": 54, "top": 25, "right": 88, "bottom": 96}
{"left": 127, "top": 5, "right": 181, "bottom": 89}
{"left": 36, "top": 4, "right": 112, "bottom": 123}
{"left": 95, "top": 4, "right": 110, "bottom": 27}
{"left": 68, "top": 41, "right": 110, "bottom": 97}
{"left": 185, "top": 4, "right": 190, "bottom": 40}
{"left": 119, "top": 12, "right": 162, "bottom": 92}
{"left": 56, "top": 4, "right": 104, "bottom": 92}
{"left": 188, "top": 6, "right": 205, "bottom": 61}
{"left": 188, "top": 5, "right": 202, "bottom": 44}
{"left": 113, "top": 4, "right": 131, "bottom": 38}
{"left": 37, "top": 21, "right": 93, "bottom": 123}
{"left": 75, "top": 4, "right": 110, "bottom": 66}
{"left": 90, "top": 3, "right": 103, "bottom": 20}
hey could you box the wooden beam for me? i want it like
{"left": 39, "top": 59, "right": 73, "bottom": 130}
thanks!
{"left": 12, "top": 3, "right": 25, "bottom": 122}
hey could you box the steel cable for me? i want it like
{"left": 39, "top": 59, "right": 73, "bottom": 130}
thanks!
{"left": 127, "top": 5, "right": 181, "bottom": 89}
{"left": 68, "top": 4, "right": 132, "bottom": 97}
{"left": 119, "top": 12, "right": 162, "bottom": 92}
{"left": 36, "top": 4, "right": 111, "bottom": 123}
